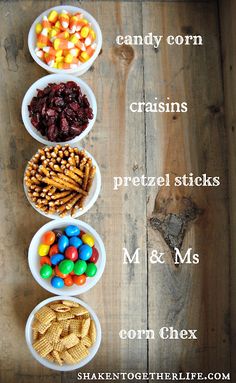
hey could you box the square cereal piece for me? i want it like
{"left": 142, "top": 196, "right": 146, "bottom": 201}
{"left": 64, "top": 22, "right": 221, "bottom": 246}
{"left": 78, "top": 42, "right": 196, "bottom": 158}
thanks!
{"left": 35, "top": 306, "right": 56, "bottom": 325}
{"left": 61, "top": 350, "right": 76, "bottom": 365}
{"left": 32, "top": 319, "right": 52, "bottom": 335}
{"left": 69, "top": 319, "right": 82, "bottom": 337}
{"left": 54, "top": 340, "right": 65, "bottom": 353}
{"left": 68, "top": 343, "right": 89, "bottom": 362}
{"left": 81, "top": 318, "right": 91, "bottom": 338}
{"left": 33, "top": 336, "right": 53, "bottom": 357}
{"left": 81, "top": 335, "right": 92, "bottom": 348}
{"left": 57, "top": 311, "right": 75, "bottom": 321}
{"left": 61, "top": 333, "right": 79, "bottom": 349}
{"left": 62, "top": 300, "right": 80, "bottom": 308}
{"left": 70, "top": 306, "right": 88, "bottom": 316}
{"left": 44, "top": 322, "right": 63, "bottom": 344}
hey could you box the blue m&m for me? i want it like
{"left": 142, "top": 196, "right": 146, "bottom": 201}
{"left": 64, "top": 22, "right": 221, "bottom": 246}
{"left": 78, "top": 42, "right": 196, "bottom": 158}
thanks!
{"left": 58, "top": 235, "right": 69, "bottom": 253}
{"left": 51, "top": 276, "right": 64, "bottom": 288}
{"left": 79, "top": 244, "right": 92, "bottom": 261}
{"left": 65, "top": 225, "right": 80, "bottom": 237}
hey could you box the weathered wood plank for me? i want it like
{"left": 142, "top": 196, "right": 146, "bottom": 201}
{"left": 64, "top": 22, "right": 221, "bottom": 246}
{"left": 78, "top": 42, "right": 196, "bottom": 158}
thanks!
{"left": 143, "top": 1, "right": 230, "bottom": 373}
{"left": 219, "top": 1, "right": 236, "bottom": 381}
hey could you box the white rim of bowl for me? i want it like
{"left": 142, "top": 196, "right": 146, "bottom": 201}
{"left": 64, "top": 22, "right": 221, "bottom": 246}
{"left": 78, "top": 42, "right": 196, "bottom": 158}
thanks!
{"left": 23, "top": 146, "right": 101, "bottom": 219}
{"left": 25, "top": 295, "right": 102, "bottom": 371}
{"left": 28, "top": 5, "right": 102, "bottom": 74}
{"left": 21, "top": 74, "right": 97, "bottom": 145}
{"left": 28, "top": 218, "right": 106, "bottom": 296}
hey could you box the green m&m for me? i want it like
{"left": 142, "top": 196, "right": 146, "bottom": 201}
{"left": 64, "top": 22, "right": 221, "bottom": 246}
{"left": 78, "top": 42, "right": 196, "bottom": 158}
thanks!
{"left": 85, "top": 263, "right": 97, "bottom": 277}
{"left": 74, "top": 260, "right": 87, "bottom": 275}
{"left": 58, "top": 259, "right": 74, "bottom": 274}
{"left": 40, "top": 264, "right": 53, "bottom": 279}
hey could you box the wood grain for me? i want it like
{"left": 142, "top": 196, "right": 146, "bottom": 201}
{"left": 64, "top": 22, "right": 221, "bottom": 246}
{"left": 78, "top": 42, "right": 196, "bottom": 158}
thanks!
{"left": 0, "top": 1, "right": 233, "bottom": 382}
{"left": 219, "top": 1, "right": 236, "bottom": 381}
{"left": 142, "top": 0, "right": 230, "bottom": 373}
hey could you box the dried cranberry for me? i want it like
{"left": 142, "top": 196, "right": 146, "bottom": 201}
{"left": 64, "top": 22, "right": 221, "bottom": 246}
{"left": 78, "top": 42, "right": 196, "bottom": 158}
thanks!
{"left": 28, "top": 81, "right": 93, "bottom": 142}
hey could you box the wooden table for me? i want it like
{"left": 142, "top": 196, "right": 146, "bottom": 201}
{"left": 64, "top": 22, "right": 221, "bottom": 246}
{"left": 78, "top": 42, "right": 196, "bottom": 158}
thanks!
{"left": 0, "top": 1, "right": 235, "bottom": 382}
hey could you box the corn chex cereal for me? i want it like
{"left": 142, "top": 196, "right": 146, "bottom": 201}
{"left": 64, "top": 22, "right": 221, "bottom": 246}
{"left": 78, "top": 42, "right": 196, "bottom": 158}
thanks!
{"left": 70, "top": 306, "right": 88, "bottom": 316}
{"left": 69, "top": 319, "right": 82, "bottom": 337}
{"left": 56, "top": 311, "right": 75, "bottom": 321}
{"left": 68, "top": 343, "right": 89, "bottom": 362}
{"left": 50, "top": 303, "right": 71, "bottom": 312}
{"left": 35, "top": 306, "right": 56, "bottom": 325}
{"left": 62, "top": 300, "right": 80, "bottom": 308}
{"left": 44, "top": 322, "right": 63, "bottom": 344}
{"left": 31, "top": 300, "right": 96, "bottom": 366}
{"left": 61, "top": 333, "right": 79, "bottom": 349}
{"left": 89, "top": 320, "right": 96, "bottom": 344}
{"left": 61, "top": 350, "right": 76, "bottom": 365}
{"left": 81, "top": 335, "right": 92, "bottom": 348}
{"left": 81, "top": 318, "right": 91, "bottom": 338}
{"left": 61, "top": 319, "right": 71, "bottom": 337}
{"left": 32, "top": 319, "right": 51, "bottom": 334}
{"left": 33, "top": 336, "right": 53, "bottom": 357}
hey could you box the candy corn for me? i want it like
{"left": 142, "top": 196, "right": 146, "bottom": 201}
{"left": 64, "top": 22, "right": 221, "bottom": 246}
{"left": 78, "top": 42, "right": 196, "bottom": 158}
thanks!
{"left": 35, "top": 9, "right": 98, "bottom": 69}
{"left": 53, "top": 38, "right": 74, "bottom": 50}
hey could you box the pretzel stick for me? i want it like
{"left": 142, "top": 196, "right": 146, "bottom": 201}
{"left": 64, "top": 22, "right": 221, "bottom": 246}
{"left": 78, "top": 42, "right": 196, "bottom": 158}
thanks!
{"left": 87, "top": 166, "right": 96, "bottom": 192}
{"left": 39, "top": 165, "right": 50, "bottom": 177}
{"left": 69, "top": 166, "right": 84, "bottom": 178}
{"left": 52, "top": 176, "right": 87, "bottom": 195}
{"left": 57, "top": 173, "right": 78, "bottom": 186}
{"left": 51, "top": 191, "right": 71, "bottom": 200}
{"left": 55, "top": 193, "right": 76, "bottom": 206}
{"left": 64, "top": 169, "right": 82, "bottom": 184}
{"left": 42, "top": 177, "right": 70, "bottom": 190}
{"left": 66, "top": 194, "right": 82, "bottom": 210}
{"left": 83, "top": 163, "right": 90, "bottom": 190}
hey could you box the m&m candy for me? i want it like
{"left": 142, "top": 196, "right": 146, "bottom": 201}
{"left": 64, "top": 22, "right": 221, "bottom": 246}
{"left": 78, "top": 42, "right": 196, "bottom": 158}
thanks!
{"left": 40, "top": 264, "right": 53, "bottom": 279}
{"left": 58, "top": 235, "right": 69, "bottom": 253}
{"left": 51, "top": 276, "right": 64, "bottom": 288}
{"left": 51, "top": 253, "right": 64, "bottom": 266}
{"left": 65, "top": 246, "right": 78, "bottom": 262}
{"left": 74, "top": 260, "right": 87, "bottom": 275}
{"left": 59, "top": 259, "right": 74, "bottom": 274}
{"left": 49, "top": 243, "right": 59, "bottom": 256}
{"left": 85, "top": 263, "right": 97, "bottom": 277}
{"left": 41, "top": 231, "right": 56, "bottom": 246}
{"left": 81, "top": 233, "right": 94, "bottom": 247}
{"left": 37, "top": 224, "right": 101, "bottom": 289}
{"left": 73, "top": 274, "right": 86, "bottom": 285}
{"left": 69, "top": 236, "right": 82, "bottom": 249}
{"left": 79, "top": 244, "right": 92, "bottom": 261}
{"left": 38, "top": 243, "right": 50, "bottom": 256}
{"left": 90, "top": 247, "right": 99, "bottom": 263}
{"left": 65, "top": 225, "right": 80, "bottom": 237}
{"left": 64, "top": 275, "right": 74, "bottom": 286}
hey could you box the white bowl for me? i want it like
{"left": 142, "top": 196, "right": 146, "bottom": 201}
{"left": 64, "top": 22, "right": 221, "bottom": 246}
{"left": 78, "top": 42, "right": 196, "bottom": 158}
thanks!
{"left": 23, "top": 146, "right": 101, "bottom": 219}
{"left": 28, "top": 218, "right": 106, "bottom": 296}
{"left": 28, "top": 5, "right": 102, "bottom": 76}
{"left": 25, "top": 295, "right": 102, "bottom": 371}
{"left": 21, "top": 74, "right": 97, "bottom": 146}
